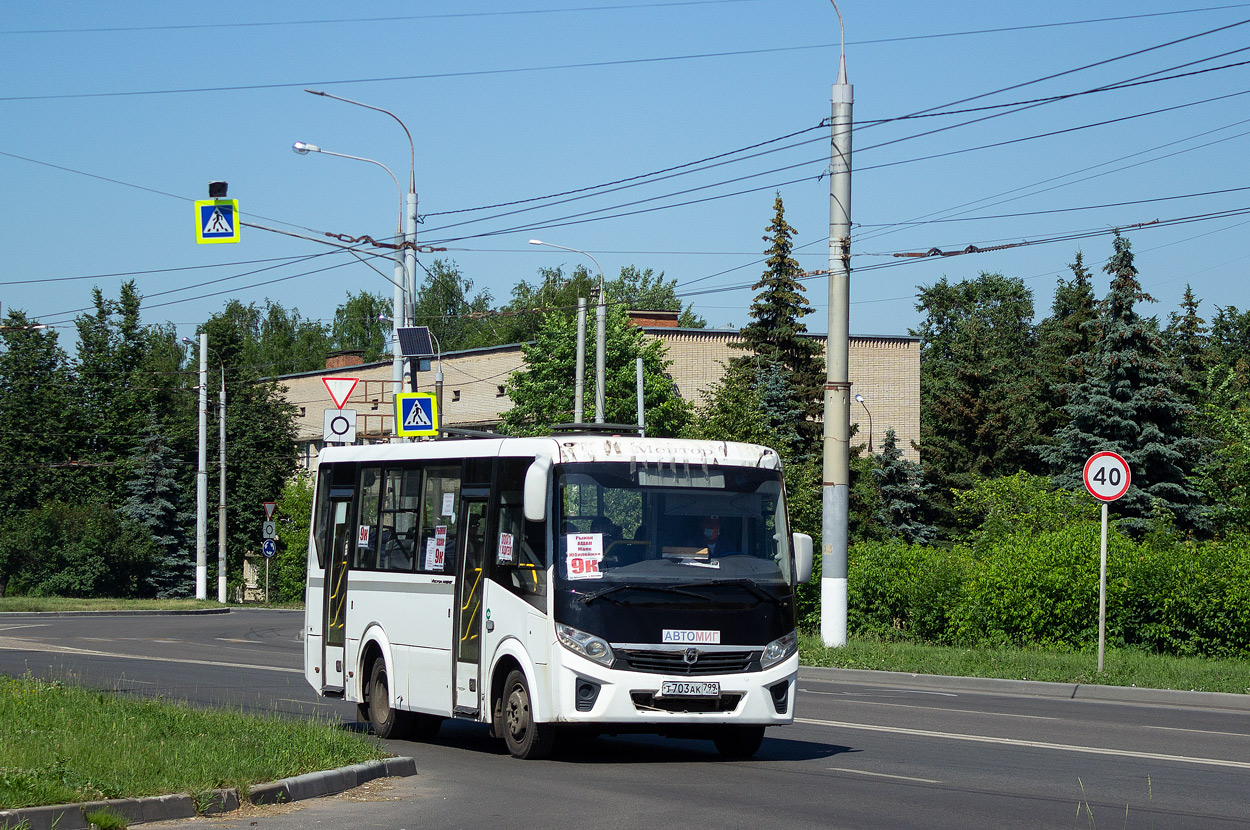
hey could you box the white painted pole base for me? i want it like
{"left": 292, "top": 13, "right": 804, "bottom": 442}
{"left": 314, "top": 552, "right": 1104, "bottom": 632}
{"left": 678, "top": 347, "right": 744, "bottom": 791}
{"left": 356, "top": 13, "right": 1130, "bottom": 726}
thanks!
{"left": 196, "top": 565, "right": 207, "bottom": 601}
{"left": 821, "top": 576, "right": 847, "bottom": 647}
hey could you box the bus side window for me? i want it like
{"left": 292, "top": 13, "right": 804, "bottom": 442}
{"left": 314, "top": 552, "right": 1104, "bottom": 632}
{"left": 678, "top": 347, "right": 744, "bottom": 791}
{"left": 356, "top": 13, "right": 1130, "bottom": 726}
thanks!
{"left": 417, "top": 464, "right": 460, "bottom": 574}
{"left": 497, "top": 458, "right": 547, "bottom": 609}
{"left": 355, "top": 467, "right": 383, "bottom": 570}
{"left": 378, "top": 467, "right": 419, "bottom": 572}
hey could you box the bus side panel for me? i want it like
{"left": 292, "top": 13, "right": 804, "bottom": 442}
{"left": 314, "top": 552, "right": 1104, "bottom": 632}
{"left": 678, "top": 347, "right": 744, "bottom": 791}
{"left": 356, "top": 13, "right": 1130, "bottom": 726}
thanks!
{"left": 483, "top": 582, "right": 551, "bottom": 723}
{"left": 304, "top": 551, "right": 325, "bottom": 693}
{"left": 401, "top": 578, "right": 455, "bottom": 715}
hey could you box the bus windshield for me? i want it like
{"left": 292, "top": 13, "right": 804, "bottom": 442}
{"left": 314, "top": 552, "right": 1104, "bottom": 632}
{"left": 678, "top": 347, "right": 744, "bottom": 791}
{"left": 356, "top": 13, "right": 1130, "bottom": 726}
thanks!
{"left": 554, "top": 462, "right": 792, "bottom": 587}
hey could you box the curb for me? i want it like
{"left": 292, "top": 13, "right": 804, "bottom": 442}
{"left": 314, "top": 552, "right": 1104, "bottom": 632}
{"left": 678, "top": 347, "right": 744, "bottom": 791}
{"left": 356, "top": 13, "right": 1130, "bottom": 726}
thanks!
{"left": 0, "top": 609, "right": 233, "bottom": 618}
{"left": 0, "top": 758, "right": 415, "bottom": 830}
{"left": 800, "top": 665, "right": 1250, "bottom": 711}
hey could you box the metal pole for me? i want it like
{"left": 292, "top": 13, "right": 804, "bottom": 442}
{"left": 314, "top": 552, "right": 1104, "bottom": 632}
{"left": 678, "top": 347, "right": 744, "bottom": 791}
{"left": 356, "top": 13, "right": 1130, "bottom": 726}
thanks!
{"left": 218, "top": 366, "right": 227, "bottom": 604}
{"left": 575, "top": 297, "right": 587, "bottom": 424}
{"left": 636, "top": 357, "right": 645, "bottom": 436}
{"left": 595, "top": 280, "right": 606, "bottom": 423}
{"left": 404, "top": 190, "right": 418, "bottom": 406}
{"left": 391, "top": 242, "right": 404, "bottom": 435}
{"left": 821, "top": 47, "right": 853, "bottom": 648}
{"left": 1098, "top": 502, "right": 1108, "bottom": 673}
{"left": 195, "top": 334, "right": 208, "bottom": 600}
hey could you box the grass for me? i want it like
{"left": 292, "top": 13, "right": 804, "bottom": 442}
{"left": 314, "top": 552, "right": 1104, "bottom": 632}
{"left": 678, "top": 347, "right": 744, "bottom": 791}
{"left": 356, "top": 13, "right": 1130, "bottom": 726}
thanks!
{"left": 0, "top": 674, "right": 383, "bottom": 810}
{"left": 0, "top": 598, "right": 302, "bottom": 613}
{"left": 800, "top": 632, "right": 1250, "bottom": 695}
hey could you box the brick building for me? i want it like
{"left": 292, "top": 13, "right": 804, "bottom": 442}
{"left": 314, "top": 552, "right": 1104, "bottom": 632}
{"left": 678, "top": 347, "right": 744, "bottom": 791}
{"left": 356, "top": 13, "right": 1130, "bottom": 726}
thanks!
{"left": 277, "top": 321, "right": 919, "bottom": 471}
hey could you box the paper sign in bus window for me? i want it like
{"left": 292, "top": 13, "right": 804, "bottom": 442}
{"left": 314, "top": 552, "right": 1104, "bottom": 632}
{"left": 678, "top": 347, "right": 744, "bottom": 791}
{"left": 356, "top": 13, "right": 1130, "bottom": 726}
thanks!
{"left": 442, "top": 493, "right": 455, "bottom": 517}
{"left": 566, "top": 532, "right": 603, "bottom": 580}
{"left": 498, "top": 532, "right": 515, "bottom": 564}
{"left": 424, "top": 538, "right": 444, "bottom": 571}
{"left": 357, "top": 525, "right": 371, "bottom": 547}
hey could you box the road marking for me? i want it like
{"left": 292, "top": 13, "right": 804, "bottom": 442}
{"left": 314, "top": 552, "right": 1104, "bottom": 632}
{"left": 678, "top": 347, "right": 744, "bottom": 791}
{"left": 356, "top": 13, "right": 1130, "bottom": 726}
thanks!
{"left": 0, "top": 636, "right": 301, "bottom": 675}
{"left": 1141, "top": 724, "right": 1250, "bottom": 738}
{"left": 216, "top": 638, "right": 265, "bottom": 644}
{"left": 796, "top": 717, "right": 1250, "bottom": 770}
{"left": 826, "top": 767, "right": 942, "bottom": 784}
{"left": 0, "top": 624, "right": 49, "bottom": 632}
{"left": 276, "top": 698, "right": 335, "bottom": 707}
{"left": 800, "top": 689, "right": 1058, "bottom": 720}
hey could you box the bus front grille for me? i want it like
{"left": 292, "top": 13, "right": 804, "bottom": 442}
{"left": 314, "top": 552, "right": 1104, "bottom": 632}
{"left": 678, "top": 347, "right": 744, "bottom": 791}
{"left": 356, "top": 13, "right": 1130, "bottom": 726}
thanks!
{"left": 616, "top": 648, "right": 759, "bottom": 675}
{"left": 630, "top": 692, "right": 743, "bottom": 713}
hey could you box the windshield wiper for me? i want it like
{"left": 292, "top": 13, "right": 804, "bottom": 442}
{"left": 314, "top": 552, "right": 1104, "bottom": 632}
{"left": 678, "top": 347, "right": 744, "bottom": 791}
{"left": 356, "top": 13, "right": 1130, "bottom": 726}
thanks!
{"left": 577, "top": 584, "right": 711, "bottom": 605}
{"left": 668, "top": 578, "right": 779, "bottom": 603}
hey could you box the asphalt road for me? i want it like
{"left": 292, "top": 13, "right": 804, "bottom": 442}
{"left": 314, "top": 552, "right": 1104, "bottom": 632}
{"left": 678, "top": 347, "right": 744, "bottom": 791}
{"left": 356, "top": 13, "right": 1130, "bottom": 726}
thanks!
{"left": 3, "top": 609, "right": 1249, "bottom": 829}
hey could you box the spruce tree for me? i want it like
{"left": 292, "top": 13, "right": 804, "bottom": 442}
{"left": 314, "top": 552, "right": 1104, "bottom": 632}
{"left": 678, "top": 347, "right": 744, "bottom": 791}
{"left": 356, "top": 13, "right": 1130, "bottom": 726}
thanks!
{"left": 873, "top": 427, "right": 935, "bottom": 545}
{"left": 1040, "top": 233, "right": 1206, "bottom": 534}
{"left": 121, "top": 414, "right": 194, "bottom": 598}
{"left": 1036, "top": 252, "right": 1098, "bottom": 440}
{"left": 1161, "top": 284, "right": 1208, "bottom": 399}
{"left": 730, "top": 194, "right": 823, "bottom": 445}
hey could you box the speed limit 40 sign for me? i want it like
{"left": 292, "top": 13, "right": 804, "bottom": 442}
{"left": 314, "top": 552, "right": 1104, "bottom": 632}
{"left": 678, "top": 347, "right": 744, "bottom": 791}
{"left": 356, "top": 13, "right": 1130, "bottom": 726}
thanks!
{"left": 1083, "top": 451, "right": 1131, "bottom": 502}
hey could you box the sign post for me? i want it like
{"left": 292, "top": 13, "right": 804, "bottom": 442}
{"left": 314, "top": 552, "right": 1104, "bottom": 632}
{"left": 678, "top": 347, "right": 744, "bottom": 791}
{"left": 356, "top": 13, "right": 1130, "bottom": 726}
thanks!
{"left": 1083, "top": 451, "right": 1131, "bottom": 673}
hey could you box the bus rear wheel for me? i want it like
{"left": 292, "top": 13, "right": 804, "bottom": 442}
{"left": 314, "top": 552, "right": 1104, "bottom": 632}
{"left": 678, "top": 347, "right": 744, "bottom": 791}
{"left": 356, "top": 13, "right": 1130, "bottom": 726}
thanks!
{"left": 366, "top": 658, "right": 412, "bottom": 739}
{"left": 501, "top": 670, "right": 555, "bottom": 760}
{"left": 713, "top": 726, "right": 765, "bottom": 759}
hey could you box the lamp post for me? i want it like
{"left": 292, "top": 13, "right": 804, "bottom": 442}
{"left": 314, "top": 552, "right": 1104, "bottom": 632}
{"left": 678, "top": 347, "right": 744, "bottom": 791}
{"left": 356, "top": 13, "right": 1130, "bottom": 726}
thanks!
{"left": 293, "top": 140, "right": 407, "bottom": 406}
{"left": 854, "top": 393, "right": 873, "bottom": 452}
{"left": 304, "top": 89, "right": 419, "bottom": 402}
{"left": 529, "top": 240, "right": 604, "bottom": 424}
{"left": 183, "top": 336, "right": 227, "bottom": 603}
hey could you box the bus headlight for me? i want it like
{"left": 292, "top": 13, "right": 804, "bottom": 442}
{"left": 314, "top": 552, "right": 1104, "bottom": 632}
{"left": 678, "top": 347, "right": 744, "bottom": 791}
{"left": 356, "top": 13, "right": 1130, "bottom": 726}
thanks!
{"left": 760, "top": 630, "right": 798, "bottom": 669}
{"left": 556, "top": 623, "right": 615, "bottom": 667}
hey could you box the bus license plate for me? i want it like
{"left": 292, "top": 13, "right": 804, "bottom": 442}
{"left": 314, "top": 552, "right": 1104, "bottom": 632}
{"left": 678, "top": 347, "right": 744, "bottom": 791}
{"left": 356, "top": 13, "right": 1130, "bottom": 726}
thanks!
{"left": 659, "top": 680, "right": 720, "bottom": 698}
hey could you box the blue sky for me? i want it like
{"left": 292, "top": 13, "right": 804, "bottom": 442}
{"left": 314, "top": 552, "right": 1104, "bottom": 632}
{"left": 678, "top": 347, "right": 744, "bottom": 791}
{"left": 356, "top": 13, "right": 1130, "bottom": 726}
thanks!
{"left": 3, "top": 1, "right": 1249, "bottom": 346}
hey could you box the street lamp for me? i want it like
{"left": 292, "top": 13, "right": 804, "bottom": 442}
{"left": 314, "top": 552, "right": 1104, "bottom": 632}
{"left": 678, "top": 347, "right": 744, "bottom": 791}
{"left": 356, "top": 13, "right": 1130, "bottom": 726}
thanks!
{"left": 293, "top": 140, "right": 408, "bottom": 404}
{"left": 529, "top": 239, "right": 604, "bottom": 424}
{"left": 855, "top": 393, "right": 873, "bottom": 453}
{"left": 183, "top": 336, "right": 228, "bottom": 603}
{"left": 303, "top": 89, "right": 419, "bottom": 407}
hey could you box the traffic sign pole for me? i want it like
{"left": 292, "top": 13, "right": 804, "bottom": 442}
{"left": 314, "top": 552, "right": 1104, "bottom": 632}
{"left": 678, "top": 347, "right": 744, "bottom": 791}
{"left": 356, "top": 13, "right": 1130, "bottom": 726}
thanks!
{"left": 1083, "top": 451, "right": 1130, "bottom": 674}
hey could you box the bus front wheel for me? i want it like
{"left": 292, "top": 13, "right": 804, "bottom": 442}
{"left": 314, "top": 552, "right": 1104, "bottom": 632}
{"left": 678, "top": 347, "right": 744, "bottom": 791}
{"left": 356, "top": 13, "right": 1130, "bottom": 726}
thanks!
{"left": 366, "top": 658, "right": 412, "bottom": 739}
{"left": 713, "top": 726, "right": 765, "bottom": 759}
{"left": 501, "top": 670, "right": 555, "bottom": 760}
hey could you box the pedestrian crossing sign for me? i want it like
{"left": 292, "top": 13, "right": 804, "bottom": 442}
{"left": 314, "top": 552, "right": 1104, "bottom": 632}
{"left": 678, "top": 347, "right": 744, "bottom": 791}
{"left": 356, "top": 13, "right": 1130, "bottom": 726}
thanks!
{"left": 195, "top": 199, "right": 240, "bottom": 244}
{"left": 395, "top": 392, "right": 439, "bottom": 437}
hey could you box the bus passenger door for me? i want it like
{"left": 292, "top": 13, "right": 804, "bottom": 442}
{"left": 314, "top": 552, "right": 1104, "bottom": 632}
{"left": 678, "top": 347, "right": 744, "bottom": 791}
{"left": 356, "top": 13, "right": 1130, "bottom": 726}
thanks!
{"left": 454, "top": 495, "right": 489, "bottom": 714}
{"left": 323, "top": 497, "right": 353, "bottom": 693}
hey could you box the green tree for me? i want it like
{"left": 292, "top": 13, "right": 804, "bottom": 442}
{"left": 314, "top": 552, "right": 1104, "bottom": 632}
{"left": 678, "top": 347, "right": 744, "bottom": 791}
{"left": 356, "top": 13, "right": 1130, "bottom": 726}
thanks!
{"left": 194, "top": 314, "right": 300, "bottom": 592}
{"left": 272, "top": 472, "right": 314, "bottom": 603}
{"left": 1162, "top": 284, "right": 1208, "bottom": 402}
{"left": 120, "top": 414, "right": 194, "bottom": 598}
{"left": 608, "top": 265, "right": 705, "bottom": 328}
{"left": 873, "top": 427, "right": 935, "bottom": 545}
{"left": 1035, "top": 252, "right": 1098, "bottom": 440}
{"left": 1194, "top": 365, "right": 1250, "bottom": 533}
{"left": 1207, "top": 304, "right": 1250, "bottom": 376}
{"left": 410, "top": 259, "right": 496, "bottom": 352}
{"left": 729, "top": 195, "right": 823, "bottom": 445}
{"left": 0, "top": 310, "right": 74, "bottom": 519}
{"left": 912, "top": 271, "right": 1042, "bottom": 524}
{"left": 332, "top": 290, "right": 392, "bottom": 363}
{"left": 500, "top": 304, "right": 690, "bottom": 436}
{"left": 1039, "top": 233, "right": 1206, "bottom": 534}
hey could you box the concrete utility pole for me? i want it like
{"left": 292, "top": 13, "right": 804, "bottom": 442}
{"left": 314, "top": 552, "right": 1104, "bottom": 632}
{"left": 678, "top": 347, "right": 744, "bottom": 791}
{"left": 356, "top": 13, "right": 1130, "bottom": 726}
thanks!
{"left": 195, "top": 333, "right": 208, "bottom": 600}
{"left": 822, "top": 0, "right": 853, "bottom": 647}
{"left": 529, "top": 240, "right": 604, "bottom": 423}
{"left": 575, "top": 297, "right": 587, "bottom": 423}
{"left": 217, "top": 365, "right": 227, "bottom": 604}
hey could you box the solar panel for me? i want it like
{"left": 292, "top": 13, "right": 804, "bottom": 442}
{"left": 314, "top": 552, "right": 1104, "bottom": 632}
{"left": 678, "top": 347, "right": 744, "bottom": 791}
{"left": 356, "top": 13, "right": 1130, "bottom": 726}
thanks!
{"left": 397, "top": 326, "right": 434, "bottom": 358}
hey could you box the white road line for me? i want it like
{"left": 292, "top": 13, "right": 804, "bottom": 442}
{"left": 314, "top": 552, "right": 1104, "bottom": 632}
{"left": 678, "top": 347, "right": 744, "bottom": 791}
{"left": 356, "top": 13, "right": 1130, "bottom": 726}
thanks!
{"left": 800, "top": 689, "right": 1058, "bottom": 720}
{"left": 276, "top": 698, "right": 335, "bottom": 707}
{"left": 216, "top": 638, "right": 265, "bottom": 644}
{"left": 0, "top": 637, "right": 301, "bottom": 675}
{"left": 826, "top": 767, "right": 942, "bottom": 784}
{"left": 796, "top": 717, "right": 1250, "bottom": 770}
{"left": 1140, "top": 724, "right": 1250, "bottom": 738}
{"left": 0, "top": 624, "right": 50, "bottom": 632}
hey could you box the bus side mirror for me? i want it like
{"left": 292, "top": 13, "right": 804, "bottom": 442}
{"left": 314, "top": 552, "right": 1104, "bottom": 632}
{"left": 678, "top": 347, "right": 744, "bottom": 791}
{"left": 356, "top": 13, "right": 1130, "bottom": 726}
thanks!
{"left": 793, "top": 532, "right": 813, "bottom": 584}
{"left": 523, "top": 457, "right": 552, "bottom": 523}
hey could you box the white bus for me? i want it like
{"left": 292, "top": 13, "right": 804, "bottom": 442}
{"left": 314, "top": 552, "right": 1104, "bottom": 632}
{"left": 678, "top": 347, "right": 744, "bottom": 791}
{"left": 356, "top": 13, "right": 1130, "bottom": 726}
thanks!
{"left": 304, "top": 433, "right": 813, "bottom": 759}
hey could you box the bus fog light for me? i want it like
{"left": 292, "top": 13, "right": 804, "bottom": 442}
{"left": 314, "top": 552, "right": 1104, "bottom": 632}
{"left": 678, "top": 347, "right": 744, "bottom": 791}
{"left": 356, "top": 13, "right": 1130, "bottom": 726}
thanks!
{"left": 556, "top": 623, "right": 615, "bottom": 667}
{"left": 761, "top": 630, "right": 797, "bottom": 669}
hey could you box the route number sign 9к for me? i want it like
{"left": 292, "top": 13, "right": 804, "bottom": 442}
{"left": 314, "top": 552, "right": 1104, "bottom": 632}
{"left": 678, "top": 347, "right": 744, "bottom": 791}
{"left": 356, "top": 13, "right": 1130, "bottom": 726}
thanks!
{"left": 1083, "top": 451, "right": 1131, "bottom": 502}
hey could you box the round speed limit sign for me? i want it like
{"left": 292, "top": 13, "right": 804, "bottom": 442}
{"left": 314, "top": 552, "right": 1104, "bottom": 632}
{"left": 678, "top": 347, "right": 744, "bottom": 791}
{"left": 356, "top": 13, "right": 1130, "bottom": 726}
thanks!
{"left": 1083, "top": 451, "right": 1131, "bottom": 502}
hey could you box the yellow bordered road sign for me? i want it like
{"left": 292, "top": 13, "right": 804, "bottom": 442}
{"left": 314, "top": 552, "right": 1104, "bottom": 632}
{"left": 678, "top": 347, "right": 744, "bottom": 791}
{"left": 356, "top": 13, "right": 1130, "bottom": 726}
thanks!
{"left": 195, "top": 199, "right": 240, "bottom": 244}
{"left": 395, "top": 393, "right": 439, "bottom": 437}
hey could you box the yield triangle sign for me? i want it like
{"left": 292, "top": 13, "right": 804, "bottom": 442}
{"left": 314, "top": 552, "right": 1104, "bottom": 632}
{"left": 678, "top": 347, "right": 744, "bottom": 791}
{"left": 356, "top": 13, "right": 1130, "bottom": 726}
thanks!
{"left": 262, "top": 501, "right": 276, "bottom": 520}
{"left": 323, "top": 376, "right": 359, "bottom": 409}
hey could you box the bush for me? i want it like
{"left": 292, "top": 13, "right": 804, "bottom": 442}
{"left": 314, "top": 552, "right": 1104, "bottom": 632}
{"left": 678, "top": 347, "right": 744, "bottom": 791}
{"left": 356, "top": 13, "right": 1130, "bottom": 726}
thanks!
{"left": 848, "top": 540, "right": 969, "bottom": 642}
{"left": 1117, "top": 536, "right": 1250, "bottom": 659}
{"left": 0, "top": 503, "right": 156, "bottom": 598}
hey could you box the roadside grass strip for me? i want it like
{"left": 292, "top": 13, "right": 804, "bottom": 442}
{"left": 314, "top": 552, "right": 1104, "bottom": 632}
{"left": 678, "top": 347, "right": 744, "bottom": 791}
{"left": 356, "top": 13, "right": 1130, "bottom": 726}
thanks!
{"left": 0, "top": 674, "right": 383, "bottom": 810}
{"left": 0, "top": 598, "right": 301, "bottom": 613}
{"left": 799, "top": 633, "right": 1250, "bottom": 695}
